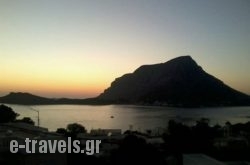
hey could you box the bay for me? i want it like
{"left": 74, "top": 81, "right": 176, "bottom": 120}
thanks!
{"left": 6, "top": 104, "right": 250, "bottom": 132}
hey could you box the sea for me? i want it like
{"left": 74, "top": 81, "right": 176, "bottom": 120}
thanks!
{"left": 5, "top": 104, "right": 250, "bottom": 132}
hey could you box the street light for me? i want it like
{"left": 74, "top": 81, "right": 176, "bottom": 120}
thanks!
{"left": 29, "top": 107, "right": 40, "bottom": 127}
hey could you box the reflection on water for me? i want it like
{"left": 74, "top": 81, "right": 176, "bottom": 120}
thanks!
{"left": 6, "top": 104, "right": 250, "bottom": 132}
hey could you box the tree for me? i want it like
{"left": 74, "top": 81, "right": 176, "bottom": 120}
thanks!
{"left": 56, "top": 128, "right": 67, "bottom": 135}
{"left": 0, "top": 104, "right": 19, "bottom": 123}
{"left": 67, "top": 123, "right": 87, "bottom": 137}
{"left": 16, "top": 117, "right": 35, "bottom": 125}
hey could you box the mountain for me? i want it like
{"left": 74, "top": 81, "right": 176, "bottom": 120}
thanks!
{"left": 1, "top": 56, "right": 249, "bottom": 107}
{"left": 0, "top": 92, "right": 54, "bottom": 105}
{"left": 99, "top": 56, "right": 250, "bottom": 107}
{"left": 0, "top": 92, "right": 109, "bottom": 105}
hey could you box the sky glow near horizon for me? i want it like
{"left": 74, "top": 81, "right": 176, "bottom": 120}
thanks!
{"left": 0, "top": 0, "right": 250, "bottom": 98}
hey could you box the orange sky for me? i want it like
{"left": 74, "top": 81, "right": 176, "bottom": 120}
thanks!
{"left": 0, "top": 0, "right": 249, "bottom": 98}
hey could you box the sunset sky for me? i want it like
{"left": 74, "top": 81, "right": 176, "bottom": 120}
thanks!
{"left": 0, "top": 0, "right": 250, "bottom": 98}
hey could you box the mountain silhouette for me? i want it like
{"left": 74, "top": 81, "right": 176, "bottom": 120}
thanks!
{"left": 1, "top": 56, "right": 249, "bottom": 107}
{"left": 0, "top": 92, "right": 54, "bottom": 105}
{"left": 0, "top": 92, "right": 109, "bottom": 105}
{"left": 99, "top": 56, "right": 250, "bottom": 107}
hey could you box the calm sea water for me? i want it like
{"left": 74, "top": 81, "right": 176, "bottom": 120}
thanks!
{"left": 6, "top": 104, "right": 250, "bottom": 132}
